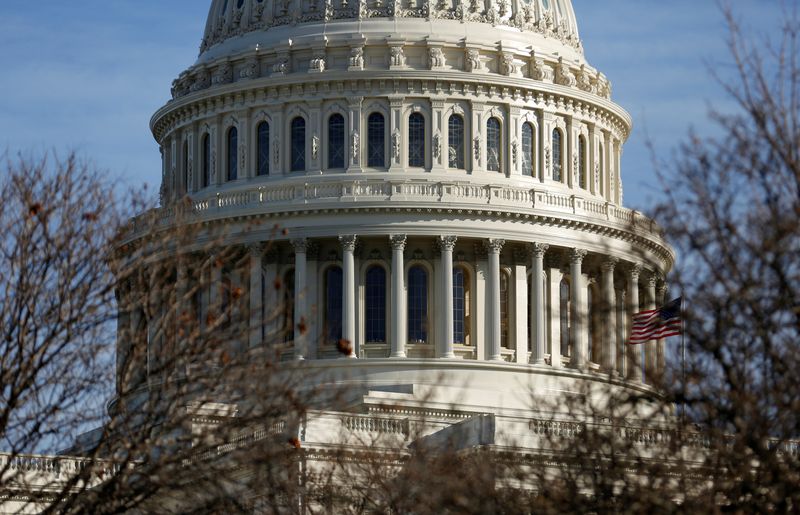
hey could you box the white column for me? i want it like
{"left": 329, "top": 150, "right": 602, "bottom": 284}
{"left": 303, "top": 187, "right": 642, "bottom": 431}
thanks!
{"left": 292, "top": 239, "right": 307, "bottom": 360}
{"left": 513, "top": 262, "right": 528, "bottom": 364}
{"left": 439, "top": 236, "right": 458, "bottom": 359}
{"left": 601, "top": 258, "right": 618, "bottom": 374}
{"left": 263, "top": 256, "right": 278, "bottom": 343}
{"left": 547, "top": 264, "right": 563, "bottom": 368}
{"left": 175, "top": 259, "right": 189, "bottom": 370}
{"left": 569, "top": 248, "right": 588, "bottom": 369}
{"left": 390, "top": 235, "right": 407, "bottom": 357}
{"left": 531, "top": 243, "right": 548, "bottom": 365}
{"left": 627, "top": 264, "right": 643, "bottom": 381}
{"left": 487, "top": 239, "right": 505, "bottom": 361}
{"left": 248, "top": 244, "right": 263, "bottom": 349}
{"left": 475, "top": 257, "right": 488, "bottom": 360}
{"left": 340, "top": 235, "right": 357, "bottom": 358}
{"left": 645, "top": 275, "right": 658, "bottom": 382}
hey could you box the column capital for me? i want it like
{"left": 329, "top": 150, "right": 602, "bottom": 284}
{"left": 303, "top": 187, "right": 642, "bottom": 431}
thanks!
{"left": 569, "top": 248, "right": 587, "bottom": 265}
{"left": 247, "top": 242, "right": 265, "bottom": 257}
{"left": 646, "top": 273, "right": 658, "bottom": 288}
{"left": 291, "top": 238, "right": 308, "bottom": 253}
{"left": 438, "top": 235, "right": 458, "bottom": 252}
{"left": 629, "top": 263, "right": 643, "bottom": 281}
{"left": 485, "top": 238, "right": 505, "bottom": 254}
{"left": 658, "top": 282, "right": 669, "bottom": 297}
{"left": 530, "top": 242, "right": 549, "bottom": 258}
{"left": 339, "top": 234, "right": 357, "bottom": 251}
{"left": 601, "top": 256, "right": 619, "bottom": 272}
{"left": 390, "top": 234, "right": 407, "bottom": 251}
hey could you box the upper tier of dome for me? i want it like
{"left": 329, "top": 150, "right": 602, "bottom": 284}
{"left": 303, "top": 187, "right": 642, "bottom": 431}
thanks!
{"left": 199, "top": 0, "right": 582, "bottom": 65}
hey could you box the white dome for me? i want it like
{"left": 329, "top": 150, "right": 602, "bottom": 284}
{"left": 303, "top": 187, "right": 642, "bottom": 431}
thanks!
{"left": 198, "top": 0, "right": 582, "bottom": 66}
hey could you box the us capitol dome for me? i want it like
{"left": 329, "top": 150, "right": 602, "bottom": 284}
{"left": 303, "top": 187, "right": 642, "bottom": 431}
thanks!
{"left": 118, "top": 0, "right": 675, "bottom": 453}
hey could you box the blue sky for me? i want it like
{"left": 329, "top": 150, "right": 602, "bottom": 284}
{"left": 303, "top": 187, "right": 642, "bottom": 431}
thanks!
{"left": 0, "top": 1, "right": 784, "bottom": 212}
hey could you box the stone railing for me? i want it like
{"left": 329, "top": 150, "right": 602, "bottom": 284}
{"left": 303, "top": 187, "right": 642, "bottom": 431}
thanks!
{"left": 131, "top": 178, "right": 664, "bottom": 241}
{"left": 342, "top": 415, "right": 410, "bottom": 438}
{"left": 0, "top": 453, "right": 119, "bottom": 490}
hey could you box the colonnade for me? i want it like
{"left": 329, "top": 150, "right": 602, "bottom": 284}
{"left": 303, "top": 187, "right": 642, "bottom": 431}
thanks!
{"left": 119, "top": 234, "right": 668, "bottom": 390}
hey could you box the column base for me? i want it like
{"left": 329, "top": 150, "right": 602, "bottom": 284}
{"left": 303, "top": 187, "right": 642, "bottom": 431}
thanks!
{"left": 390, "top": 352, "right": 407, "bottom": 358}
{"left": 441, "top": 352, "right": 456, "bottom": 359}
{"left": 490, "top": 355, "right": 503, "bottom": 361}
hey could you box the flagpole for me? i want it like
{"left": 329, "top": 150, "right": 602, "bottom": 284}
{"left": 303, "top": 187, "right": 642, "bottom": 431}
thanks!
{"left": 680, "top": 295, "right": 686, "bottom": 427}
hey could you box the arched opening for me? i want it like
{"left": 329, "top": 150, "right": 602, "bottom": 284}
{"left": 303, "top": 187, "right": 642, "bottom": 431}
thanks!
{"left": 560, "top": 277, "right": 571, "bottom": 357}
{"left": 407, "top": 266, "right": 428, "bottom": 344}
{"left": 324, "top": 266, "right": 343, "bottom": 344}
{"left": 487, "top": 117, "right": 502, "bottom": 172}
{"left": 367, "top": 112, "right": 385, "bottom": 168}
{"left": 453, "top": 266, "right": 471, "bottom": 345}
{"left": 328, "top": 113, "right": 345, "bottom": 169}
{"left": 500, "top": 270, "right": 510, "bottom": 348}
{"left": 552, "top": 128, "right": 563, "bottom": 182}
{"left": 365, "top": 265, "right": 387, "bottom": 343}
{"left": 201, "top": 133, "right": 210, "bottom": 188}
{"left": 408, "top": 112, "right": 425, "bottom": 167}
{"left": 227, "top": 126, "right": 238, "bottom": 181}
{"left": 182, "top": 140, "right": 190, "bottom": 193}
{"left": 522, "top": 122, "right": 534, "bottom": 177}
{"left": 290, "top": 117, "right": 306, "bottom": 172}
{"left": 579, "top": 135, "right": 587, "bottom": 189}
{"left": 282, "top": 269, "right": 295, "bottom": 344}
{"left": 448, "top": 114, "right": 465, "bottom": 169}
{"left": 257, "top": 121, "right": 270, "bottom": 176}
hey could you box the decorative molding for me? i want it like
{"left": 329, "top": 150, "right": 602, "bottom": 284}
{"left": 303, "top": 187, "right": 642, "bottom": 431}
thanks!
{"left": 339, "top": 234, "right": 358, "bottom": 251}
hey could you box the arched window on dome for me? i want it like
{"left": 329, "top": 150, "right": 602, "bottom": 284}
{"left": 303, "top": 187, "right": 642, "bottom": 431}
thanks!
{"left": 227, "top": 127, "right": 238, "bottom": 181}
{"left": 560, "top": 277, "right": 571, "bottom": 358}
{"left": 453, "top": 266, "right": 471, "bottom": 345}
{"left": 552, "top": 128, "right": 563, "bottom": 182}
{"left": 328, "top": 113, "right": 345, "bottom": 169}
{"left": 201, "top": 133, "right": 210, "bottom": 189}
{"left": 578, "top": 135, "right": 587, "bottom": 189}
{"left": 522, "top": 122, "right": 535, "bottom": 177}
{"left": 598, "top": 142, "right": 605, "bottom": 196}
{"left": 487, "top": 117, "right": 502, "bottom": 172}
{"left": 407, "top": 266, "right": 428, "bottom": 344}
{"left": 257, "top": 121, "right": 270, "bottom": 176}
{"left": 365, "top": 266, "right": 387, "bottom": 343}
{"left": 448, "top": 114, "right": 465, "bottom": 169}
{"left": 282, "top": 269, "right": 295, "bottom": 343}
{"left": 182, "top": 139, "right": 190, "bottom": 193}
{"left": 367, "top": 112, "right": 385, "bottom": 168}
{"left": 290, "top": 117, "right": 306, "bottom": 172}
{"left": 500, "top": 270, "right": 510, "bottom": 349}
{"left": 324, "top": 266, "right": 343, "bottom": 344}
{"left": 408, "top": 113, "right": 425, "bottom": 168}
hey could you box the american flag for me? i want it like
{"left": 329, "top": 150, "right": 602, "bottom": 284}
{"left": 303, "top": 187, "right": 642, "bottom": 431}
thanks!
{"left": 629, "top": 297, "right": 682, "bottom": 345}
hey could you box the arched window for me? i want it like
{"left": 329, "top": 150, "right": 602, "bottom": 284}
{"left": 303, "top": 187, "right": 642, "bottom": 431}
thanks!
{"left": 578, "top": 135, "right": 587, "bottom": 189}
{"left": 365, "top": 266, "right": 387, "bottom": 343}
{"left": 453, "top": 266, "right": 471, "bottom": 345}
{"left": 448, "top": 114, "right": 465, "bottom": 169}
{"left": 408, "top": 113, "right": 425, "bottom": 167}
{"left": 588, "top": 284, "right": 601, "bottom": 364}
{"left": 367, "top": 113, "right": 385, "bottom": 168}
{"left": 407, "top": 266, "right": 428, "bottom": 343}
{"left": 552, "top": 128, "right": 563, "bottom": 182}
{"left": 257, "top": 121, "right": 270, "bottom": 176}
{"left": 598, "top": 143, "right": 604, "bottom": 196}
{"left": 500, "top": 270, "right": 510, "bottom": 348}
{"left": 559, "top": 277, "right": 571, "bottom": 357}
{"left": 182, "top": 140, "right": 190, "bottom": 193}
{"left": 328, "top": 114, "right": 345, "bottom": 169}
{"left": 201, "top": 133, "right": 210, "bottom": 189}
{"left": 227, "top": 127, "right": 238, "bottom": 181}
{"left": 282, "top": 269, "right": 295, "bottom": 343}
{"left": 324, "top": 266, "right": 343, "bottom": 344}
{"left": 487, "top": 118, "right": 502, "bottom": 172}
{"left": 290, "top": 117, "right": 306, "bottom": 172}
{"left": 522, "top": 122, "right": 534, "bottom": 177}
